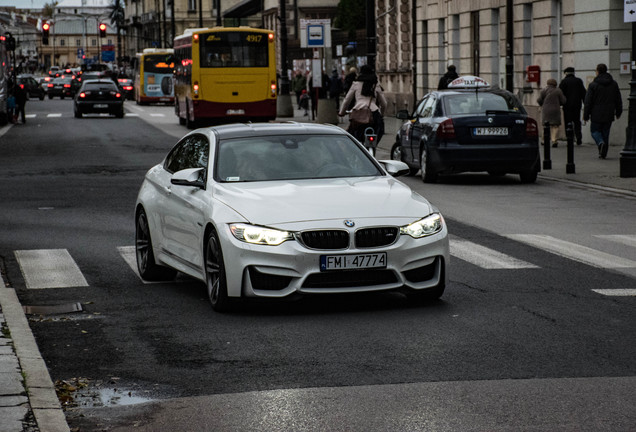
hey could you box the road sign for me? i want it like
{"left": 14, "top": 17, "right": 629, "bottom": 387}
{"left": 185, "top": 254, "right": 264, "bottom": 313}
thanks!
{"left": 300, "top": 19, "right": 331, "bottom": 48}
{"left": 625, "top": 0, "right": 636, "bottom": 22}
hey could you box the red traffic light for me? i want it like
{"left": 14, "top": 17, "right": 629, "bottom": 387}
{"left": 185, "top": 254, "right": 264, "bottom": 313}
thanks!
{"left": 99, "top": 23, "right": 106, "bottom": 31}
{"left": 42, "top": 22, "right": 50, "bottom": 31}
{"left": 99, "top": 23, "right": 107, "bottom": 37}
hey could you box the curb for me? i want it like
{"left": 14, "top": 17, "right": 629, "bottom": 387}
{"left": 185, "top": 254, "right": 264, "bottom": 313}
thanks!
{"left": 0, "top": 273, "right": 70, "bottom": 432}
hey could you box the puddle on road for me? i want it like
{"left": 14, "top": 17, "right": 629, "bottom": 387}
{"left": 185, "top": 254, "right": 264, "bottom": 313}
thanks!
{"left": 75, "top": 387, "right": 155, "bottom": 407}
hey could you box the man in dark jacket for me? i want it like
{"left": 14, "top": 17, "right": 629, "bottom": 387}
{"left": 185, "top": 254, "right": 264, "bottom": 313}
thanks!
{"left": 14, "top": 80, "right": 28, "bottom": 124}
{"left": 583, "top": 63, "right": 622, "bottom": 159}
{"left": 559, "top": 67, "right": 586, "bottom": 145}
{"left": 437, "top": 65, "right": 459, "bottom": 90}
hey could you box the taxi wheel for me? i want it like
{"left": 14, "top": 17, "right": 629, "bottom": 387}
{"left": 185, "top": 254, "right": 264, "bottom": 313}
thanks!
{"left": 519, "top": 170, "right": 538, "bottom": 183}
{"left": 135, "top": 209, "right": 177, "bottom": 281}
{"left": 390, "top": 143, "right": 402, "bottom": 161}
{"left": 420, "top": 146, "right": 438, "bottom": 183}
{"left": 205, "top": 230, "right": 231, "bottom": 312}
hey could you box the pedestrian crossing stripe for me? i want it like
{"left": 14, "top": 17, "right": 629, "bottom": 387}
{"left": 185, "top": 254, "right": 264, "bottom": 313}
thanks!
{"left": 47, "top": 113, "right": 62, "bottom": 117}
{"left": 14, "top": 249, "right": 88, "bottom": 289}
{"left": 504, "top": 234, "right": 636, "bottom": 268}
{"left": 149, "top": 113, "right": 165, "bottom": 117}
{"left": 594, "top": 234, "right": 636, "bottom": 248}
{"left": 592, "top": 289, "right": 636, "bottom": 296}
{"left": 117, "top": 246, "right": 161, "bottom": 284}
{"left": 450, "top": 237, "right": 538, "bottom": 269}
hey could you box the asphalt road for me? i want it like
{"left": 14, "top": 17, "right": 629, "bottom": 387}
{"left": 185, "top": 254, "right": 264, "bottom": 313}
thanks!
{"left": 1, "top": 98, "right": 635, "bottom": 431}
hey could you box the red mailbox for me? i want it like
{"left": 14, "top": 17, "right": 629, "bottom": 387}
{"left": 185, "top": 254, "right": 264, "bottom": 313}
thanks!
{"left": 526, "top": 65, "right": 541, "bottom": 84}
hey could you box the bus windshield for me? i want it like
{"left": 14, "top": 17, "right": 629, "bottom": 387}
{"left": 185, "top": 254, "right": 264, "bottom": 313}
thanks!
{"left": 144, "top": 54, "right": 175, "bottom": 74}
{"left": 199, "top": 32, "right": 269, "bottom": 68}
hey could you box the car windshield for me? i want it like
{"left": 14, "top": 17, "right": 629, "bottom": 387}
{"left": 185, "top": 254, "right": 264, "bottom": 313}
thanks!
{"left": 444, "top": 92, "right": 523, "bottom": 115}
{"left": 215, "top": 134, "right": 382, "bottom": 182}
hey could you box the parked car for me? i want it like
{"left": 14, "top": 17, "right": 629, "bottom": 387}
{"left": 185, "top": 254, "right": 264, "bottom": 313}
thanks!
{"left": 16, "top": 74, "right": 45, "bottom": 100}
{"left": 74, "top": 79, "right": 125, "bottom": 118}
{"left": 135, "top": 123, "right": 449, "bottom": 312}
{"left": 391, "top": 75, "right": 540, "bottom": 183}
{"left": 117, "top": 78, "right": 134, "bottom": 100}
{"left": 47, "top": 77, "right": 73, "bottom": 99}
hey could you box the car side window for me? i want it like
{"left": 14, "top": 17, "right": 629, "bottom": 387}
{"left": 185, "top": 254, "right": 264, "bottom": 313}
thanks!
{"left": 164, "top": 134, "right": 210, "bottom": 175}
{"left": 421, "top": 96, "right": 436, "bottom": 118}
{"left": 414, "top": 97, "right": 428, "bottom": 117}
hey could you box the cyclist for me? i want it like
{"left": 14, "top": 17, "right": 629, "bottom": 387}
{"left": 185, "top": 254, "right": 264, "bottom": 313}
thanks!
{"left": 338, "top": 65, "right": 387, "bottom": 144}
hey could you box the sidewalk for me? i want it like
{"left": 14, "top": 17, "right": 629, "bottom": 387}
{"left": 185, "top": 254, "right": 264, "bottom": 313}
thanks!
{"left": 1, "top": 107, "right": 634, "bottom": 432}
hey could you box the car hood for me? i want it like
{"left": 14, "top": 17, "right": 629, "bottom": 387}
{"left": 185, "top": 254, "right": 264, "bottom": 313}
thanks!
{"left": 212, "top": 176, "right": 434, "bottom": 225}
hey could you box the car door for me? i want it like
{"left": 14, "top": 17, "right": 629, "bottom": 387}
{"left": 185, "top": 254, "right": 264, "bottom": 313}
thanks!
{"left": 160, "top": 133, "right": 210, "bottom": 269}
{"left": 410, "top": 95, "right": 437, "bottom": 164}
{"left": 401, "top": 97, "right": 428, "bottom": 162}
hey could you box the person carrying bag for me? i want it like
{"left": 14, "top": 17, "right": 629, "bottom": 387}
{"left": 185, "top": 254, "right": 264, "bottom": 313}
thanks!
{"left": 339, "top": 65, "right": 387, "bottom": 143}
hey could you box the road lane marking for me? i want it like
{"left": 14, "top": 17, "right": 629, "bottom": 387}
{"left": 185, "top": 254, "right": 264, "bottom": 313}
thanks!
{"left": 25, "top": 114, "right": 36, "bottom": 118}
{"left": 125, "top": 113, "right": 139, "bottom": 117}
{"left": 47, "top": 113, "right": 62, "bottom": 117}
{"left": 592, "top": 289, "right": 636, "bottom": 296}
{"left": 505, "top": 235, "right": 636, "bottom": 268}
{"left": 14, "top": 249, "right": 88, "bottom": 289}
{"left": 450, "top": 238, "right": 539, "bottom": 269}
{"left": 595, "top": 234, "right": 636, "bottom": 249}
{"left": 149, "top": 113, "right": 165, "bottom": 117}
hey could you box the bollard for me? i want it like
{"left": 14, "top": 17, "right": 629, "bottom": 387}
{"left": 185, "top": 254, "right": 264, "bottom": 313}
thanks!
{"left": 565, "top": 121, "right": 576, "bottom": 174}
{"left": 542, "top": 121, "right": 552, "bottom": 170}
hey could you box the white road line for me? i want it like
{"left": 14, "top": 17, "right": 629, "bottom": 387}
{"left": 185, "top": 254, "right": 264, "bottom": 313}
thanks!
{"left": 149, "top": 113, "right": 165, "bottom": 117}
{"left": 125, "top": 113, "right": 139, "bottom": 117}
{"left": 14, "top": 249, "right": 88, "bottom": 289}
{"left": 25, "top": 114, "right": 36, "bottom": 118}
{"left": 595, "top": 234, "right": 636, "bottom": 249}
{"left": 450, "top": 238, "right": 539, "bottom": 269}
{"left": 505, "top": 235, "right": 636, "bottom": 268}
{"left": 117, "top": 246, "right": 159, "bottom": 284}
{"left": 592, "top": 289, "right": 636, "bottom": 296}
{"left": 47, "top": 113, "right": 62, "bottom": 117}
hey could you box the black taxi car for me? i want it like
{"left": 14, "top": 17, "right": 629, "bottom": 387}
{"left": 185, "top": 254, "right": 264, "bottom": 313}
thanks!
{"left": 391, "top": 76, "right": 540, "bottom": 183}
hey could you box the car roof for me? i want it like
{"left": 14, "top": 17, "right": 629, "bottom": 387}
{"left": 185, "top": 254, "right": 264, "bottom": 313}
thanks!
{"left": 82, "top": 79, "right": 116, "bottom": 84}
{"left": 204, "top": 122, "right": 347, "bottom": 140}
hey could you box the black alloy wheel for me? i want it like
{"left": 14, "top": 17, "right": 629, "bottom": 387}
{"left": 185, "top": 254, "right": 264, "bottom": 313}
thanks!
{"left": 205, "top": 230, "right": 231, "bottom": 312}
{"left": 135, "top": 209, "right": 176, "bottom": 281}
{"left": 420, "top": 146, "right": 438, "bottom": 183}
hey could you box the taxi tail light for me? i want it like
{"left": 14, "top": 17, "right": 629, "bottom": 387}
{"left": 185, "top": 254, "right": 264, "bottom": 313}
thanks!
{"left": 79, "top": 92, "right": 86, "bottom": 98}
{"left": 525, "top": 118, "right": 538, "bottom": 137}
{"left": 437, "top": 119, "right": 456, "bottom": 139}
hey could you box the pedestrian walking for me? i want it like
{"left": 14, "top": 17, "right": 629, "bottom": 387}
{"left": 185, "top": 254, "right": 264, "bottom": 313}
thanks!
{"left": 537, "top": 78, "right": 566, "bottom": 147}
{"left": 437, "top": 65, "right": 459, "bottom": 90}
{"left": 583, "top": 63, "right": 622, "bottom": 159}
{"left": 14, "top": 80, "right": 28, "bottom": 124}
{"left": 328, "top": 68, "right": 343, "bottom": 110}
{"left": 291, "top": 71, "right": 306, "bottom": 107}
{"left": 559, "top": 67, "right": 586, "bottom": 145}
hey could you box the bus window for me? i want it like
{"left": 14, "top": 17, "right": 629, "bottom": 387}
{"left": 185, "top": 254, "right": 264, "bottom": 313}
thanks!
{"left": 199, "top": 32, "right": 268, "bottom": 68}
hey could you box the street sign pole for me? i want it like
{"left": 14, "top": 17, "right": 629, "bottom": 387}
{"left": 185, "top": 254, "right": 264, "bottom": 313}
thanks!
{"left": 621, "top": 1, "right": 636, "bottom": 177}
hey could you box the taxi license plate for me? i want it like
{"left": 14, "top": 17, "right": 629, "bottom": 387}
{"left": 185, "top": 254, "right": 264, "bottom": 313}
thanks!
{"left": 474, "top": 127, "right": 508, "bottom": 136}
{"left": 94, "top": 104, "right": 108, "bottom": 108}
{"left": 320, "top": 253, "right": 387, "bottom": 271}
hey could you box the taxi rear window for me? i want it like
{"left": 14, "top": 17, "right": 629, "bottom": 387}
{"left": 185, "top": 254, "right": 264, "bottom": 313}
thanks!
{"left": 444, "top": 92, "right": 522, "bottom": 115}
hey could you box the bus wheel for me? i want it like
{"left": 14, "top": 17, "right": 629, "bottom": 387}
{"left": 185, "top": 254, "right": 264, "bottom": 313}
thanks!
{"left": 185, "top": 103, "right": 196, "bottom": 129}
{"left": 176, "top": 103, "right": 186, "bottom": 125}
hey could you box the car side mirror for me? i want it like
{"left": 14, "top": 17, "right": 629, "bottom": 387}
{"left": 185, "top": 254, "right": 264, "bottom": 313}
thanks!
{"left": 396, "top": 109, "right": 410, "bottom": 120}
{"left": 378, "top": 160, "right": 410, "bottom": 177}
{"left": 171, "top": 167, "right": 206, "bottom": 189}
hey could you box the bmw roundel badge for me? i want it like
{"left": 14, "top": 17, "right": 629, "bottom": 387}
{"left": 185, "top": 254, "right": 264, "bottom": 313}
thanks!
{"left": 344, "top": 220, "right": 355, "bottom": 227}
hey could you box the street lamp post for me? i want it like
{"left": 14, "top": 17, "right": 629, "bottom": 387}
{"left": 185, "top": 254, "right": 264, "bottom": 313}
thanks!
{"left": 621, "top": 21, "right": 636, "bottom": 177}
{"left": 276, "top": 0, "right": 293, "bottom": 117}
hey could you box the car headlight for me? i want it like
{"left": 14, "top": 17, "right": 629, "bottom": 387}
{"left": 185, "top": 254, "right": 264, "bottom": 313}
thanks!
{"left": 229, "top": 223, "right": 294, "bottom": 246}
{"left": 400, "top": 213, "right": 444, "bottom": 238}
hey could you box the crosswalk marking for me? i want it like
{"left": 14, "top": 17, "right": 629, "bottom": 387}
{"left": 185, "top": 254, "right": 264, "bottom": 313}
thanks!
{"left": 592, "top": 289, "right": 636, "bottom": 296}
{"left": 14, "top": 249, "right": 88, "bottom": 289}
{"left": 450, "top": 238, "right": 538, "bottom": 269}
{"left": 117, "top": 246, "right": 164, "bottom": 284}
{"left": 25, "top": 114, "right": 36, "bottom": 118}
{"left": 595, "top": 234, "right": 636, "bottom": 249}
{"left": 47, "top": 113, "right": 62, "bottom": 117}
{"left": 149, "top": 113, "right": 165, "bottom": 117}
{"left": 504, "top": 234, "right": 636, "bottom": 268}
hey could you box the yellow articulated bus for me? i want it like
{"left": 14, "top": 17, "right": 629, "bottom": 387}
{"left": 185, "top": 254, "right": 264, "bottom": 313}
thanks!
{"left": 173, "top": 27, "right": 277, "bottom": 128}
{"left": 134, "top": 48, "right": 175, "bottom": 105}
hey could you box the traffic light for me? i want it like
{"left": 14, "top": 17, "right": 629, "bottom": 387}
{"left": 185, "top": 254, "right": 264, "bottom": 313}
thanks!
{"left": 99, "top": 23, "right": 107, "bottom": 38}
{"left": 42, "top": 22, "right": 49, "bottom": 45}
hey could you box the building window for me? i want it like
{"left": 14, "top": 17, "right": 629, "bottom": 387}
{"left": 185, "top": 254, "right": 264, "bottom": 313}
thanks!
{"left": 188, "top": 0, "right": 196, "bottom": 11}
{"left": 76, "top": 39, "right": 81, "bottom": 46}
{"left": 108, "top": 39, "right": 113, "bottom": 45}
{"left": 60, "top": 38, "right": 65, "bottom": 46}
{"left": 92, "top": 39, "right": 97, "bottom": 46}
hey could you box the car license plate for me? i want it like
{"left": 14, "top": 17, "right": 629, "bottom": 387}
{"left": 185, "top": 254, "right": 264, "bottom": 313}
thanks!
{"left": 227, "top": 109, "right": 245, "bottom": 115}
{"left": 474, "top": 127, "right": 508, "bottom": 136}
{"left": 94, "top": 104, "right": 108, "bottom": 108}
{"left": 320, "top": 253, "right": 387, "bottom": 271}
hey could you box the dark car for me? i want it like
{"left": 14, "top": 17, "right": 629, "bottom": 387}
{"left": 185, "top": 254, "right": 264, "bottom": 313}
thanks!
{"left": 16, "top": 75, "right": 45, "bottom": 100}
{"left": 74, "top": 79, "right": 125, "bottom": 118}
{"left": 117, "top": 78, "right": 134, "bottom": 100}
{"left": 47, "top": 77, "right": 73, "bottom": 99}
{"left": 391, "top": 76, "right": 540, "bottom": 184}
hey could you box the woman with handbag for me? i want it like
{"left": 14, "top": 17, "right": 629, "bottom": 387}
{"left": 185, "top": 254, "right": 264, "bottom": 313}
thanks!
{"left": 339, "top": 65, "right": 387, "bottom": 143}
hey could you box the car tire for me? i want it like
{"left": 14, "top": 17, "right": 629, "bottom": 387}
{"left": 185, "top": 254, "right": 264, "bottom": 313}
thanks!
{"left": 420, "top": 146, "right": 438, "bottom": 183}
{"left": 116, "top": 108, "right": 124, "bottom": 118}
{"left": 205, "top": 229, "right": 232, "bottom": 312}
{"left": 392, "top": 143, "right": 418, "bottom": 176}
{"left": 48, "top": 94, "right": 53, "bottom": 100}
{"left": 185, "top": 102, "right": 196, "bottom": 129}
{"left": 519, "top": 170, "right": 538, "bottom": 183}
{"left": 39, "top": 94, "right": 44, "bottom": 101}
{"left": 135, "top": 208, "right": 177, "bottom": 281}
{"left": 74, "top": 109, "right": 82, "bottom": 118}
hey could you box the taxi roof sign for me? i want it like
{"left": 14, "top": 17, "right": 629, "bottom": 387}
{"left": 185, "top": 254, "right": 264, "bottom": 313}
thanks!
{"left": 447, "top": 75, "right": 490, "bottom": 89}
